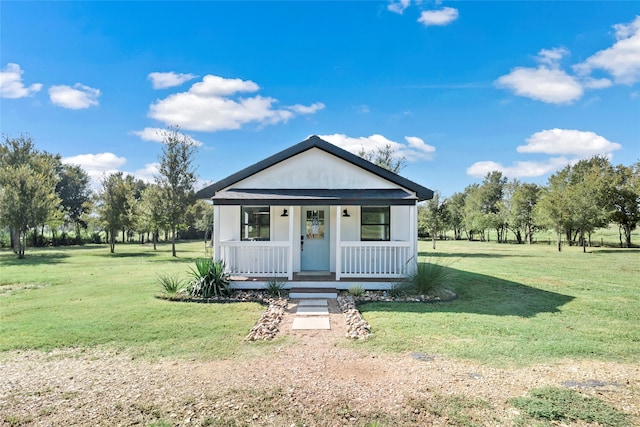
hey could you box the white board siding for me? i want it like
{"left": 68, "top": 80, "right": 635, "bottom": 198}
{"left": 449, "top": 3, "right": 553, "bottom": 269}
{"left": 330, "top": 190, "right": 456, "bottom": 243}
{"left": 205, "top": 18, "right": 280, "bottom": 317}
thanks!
{"left": 232, "top": 148, "right": 400, "bottom": 190}
{"left": 391, "top": 205, "right": 411, "bottom": 241}
{"left": 218, "top": 205, "right": 240, "bottom": 241}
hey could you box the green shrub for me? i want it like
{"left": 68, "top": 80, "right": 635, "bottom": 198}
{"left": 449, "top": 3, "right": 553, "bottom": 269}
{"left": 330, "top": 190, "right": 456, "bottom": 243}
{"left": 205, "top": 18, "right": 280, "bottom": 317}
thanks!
{"left": 266, "top": 277, "right": 285, "bottom": 297}
{"left": 404, "top": 260, "right": 450, "bottom": 295}
{"left": 188, "top": 258, "right": 231, "bottom": 298}
{"left": 157, "top": 273, "right": 184, "bottom": 295}
{"left": 388, "top": 281, "right": 411, "bottom": 298}
{"left": 348, "top": 284, "right": 365, "bottom": 297}
{"left": 511, "top": 387, "right": 630, "bottom": 426}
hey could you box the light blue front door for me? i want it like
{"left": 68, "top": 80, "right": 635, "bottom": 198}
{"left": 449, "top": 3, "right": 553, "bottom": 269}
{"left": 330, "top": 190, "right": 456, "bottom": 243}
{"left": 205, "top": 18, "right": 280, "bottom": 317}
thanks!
{"left": 301, "top": 206, "right": 330, "bottom": 271}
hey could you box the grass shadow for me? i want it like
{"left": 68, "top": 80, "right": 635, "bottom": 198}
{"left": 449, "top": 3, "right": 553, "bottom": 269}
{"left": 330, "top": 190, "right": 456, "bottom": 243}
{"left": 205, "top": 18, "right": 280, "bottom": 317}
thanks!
{"left": 363, "top": 266, "right": 574, "bottom": 318}
{"left": 589, "top": 248, "right": 640, "bottom": 255}
{"left": 0, "top": 251, "right": 70, "bottom": 266}
{"left": 419, "top": 251, "right": 511, "bottom": 259}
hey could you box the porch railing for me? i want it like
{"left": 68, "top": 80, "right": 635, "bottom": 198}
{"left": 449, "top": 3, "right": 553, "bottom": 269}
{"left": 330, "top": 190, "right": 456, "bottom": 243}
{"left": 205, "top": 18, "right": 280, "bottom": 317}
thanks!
{"left": 339, "top": 241, "right": 411, "bottom": 279}
{"left": 218, "top": 241, "right": 291, "bottom": 279}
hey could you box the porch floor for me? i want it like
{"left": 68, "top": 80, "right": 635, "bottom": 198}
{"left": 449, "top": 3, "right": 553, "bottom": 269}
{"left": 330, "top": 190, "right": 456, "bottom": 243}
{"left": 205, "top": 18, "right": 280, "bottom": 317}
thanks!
{"left": 230, "top": 272, "right": 398, "bottom": 283}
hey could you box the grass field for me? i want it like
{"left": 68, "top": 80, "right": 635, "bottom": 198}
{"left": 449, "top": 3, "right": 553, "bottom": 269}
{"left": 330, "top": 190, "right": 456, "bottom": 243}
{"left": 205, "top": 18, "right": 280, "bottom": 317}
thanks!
{"left": 1, "top": 239, "right": 639, "bottom": 367}
{"left": 361, "top": 239, "right": 640, "bottom": 367}
{"left": 0, "top": 242, "right": 270, "bottom": 360}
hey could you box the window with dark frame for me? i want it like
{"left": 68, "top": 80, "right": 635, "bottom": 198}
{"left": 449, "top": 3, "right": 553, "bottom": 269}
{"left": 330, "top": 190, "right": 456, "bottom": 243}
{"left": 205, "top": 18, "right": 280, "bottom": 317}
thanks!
{"left": 241, "top": 206, "right": 270, "bottom": 241}
{"left": 361, "top": 206, "right": 390, "bottom": 241}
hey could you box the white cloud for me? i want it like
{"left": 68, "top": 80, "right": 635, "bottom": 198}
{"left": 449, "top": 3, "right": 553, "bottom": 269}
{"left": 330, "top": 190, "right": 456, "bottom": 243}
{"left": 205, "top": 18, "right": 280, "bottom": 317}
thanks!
{"left": 148, "top": 71, "right": 197, "bottom": 89}
{"left": 582, "top": 77, "right": 613, "bottom": 89}
{"left": 129, "top": 127, "right": 203, "bottom": 146}
{"left": 189, "top": 75, "right": 259, "bottom": 96}
{"left": 132, "top": 162, "right": 160, "bottom": 183}
{"left": 62, "top": 152, "right": 127, "bottom": 184}
{"left": 573, "top": 16, "right": 640, "bottom": 85}
{"left": 467, "top": 128, "right": 622, "bottom": 178}
{"left": 496, "top": 17, "right": 640, "bottom": 103}
{"left": 517, "top": 128, "right": 622, "bottom": 157}
{"left": 467, "top": 157, "right": 571, "bottom": 178}
{"left": 418, "top": 7, "right": 459, "bottom": 27}
{"left": 388, "top": 0, "right": 410, "bottom": 15}
{"left": 49, "top": 83, "right": 100, "bottom": 109}
{"left": 536, "top": 47, "right": 569, "bottom": 67}
{"left": 0, "top": 63, "right": 43, "bottom": 98}
{"left": 319, "top": 133, "right": 436, "bottom": 162}
{"left": 62, "top": 153, "right": 160, "bottom": 188}
{"left": 287, "top": 102, "right": 326, "bottom": 114}
{"left": 495, "top": 66, "right": 583, "bottom": 104}
{"left": 148, "top": 74, "right": 323, "bottom": 131}
{"left": 404, "top": 136, "right": 436, "bottom": 159}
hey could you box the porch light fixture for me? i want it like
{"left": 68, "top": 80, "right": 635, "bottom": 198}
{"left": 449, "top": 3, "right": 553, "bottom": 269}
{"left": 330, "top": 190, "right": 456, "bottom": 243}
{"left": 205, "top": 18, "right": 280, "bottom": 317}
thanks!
{"left": 281, "top": 209, "right": 289, "bottom": 217}
{"left": 342, "top": 209, "right": 350, "bottom": 217}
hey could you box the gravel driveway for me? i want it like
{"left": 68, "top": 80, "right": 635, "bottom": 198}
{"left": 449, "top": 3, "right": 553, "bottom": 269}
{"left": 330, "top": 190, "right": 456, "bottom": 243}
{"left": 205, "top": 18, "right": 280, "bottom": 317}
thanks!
{"left": 2, "top": 304, "right": 639, "bottom": 426}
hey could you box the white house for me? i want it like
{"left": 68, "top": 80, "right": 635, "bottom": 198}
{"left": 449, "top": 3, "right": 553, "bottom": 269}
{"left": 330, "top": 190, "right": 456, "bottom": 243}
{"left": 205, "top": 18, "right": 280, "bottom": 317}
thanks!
{"left": 195, "top": 135, "right": 434, "bottom": 290}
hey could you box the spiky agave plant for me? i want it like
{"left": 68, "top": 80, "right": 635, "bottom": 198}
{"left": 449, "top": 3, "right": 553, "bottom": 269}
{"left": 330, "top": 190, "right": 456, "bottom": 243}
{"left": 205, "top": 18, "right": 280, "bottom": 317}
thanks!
{"left": 188, "top": 258, "right": 231, "bottom": 297}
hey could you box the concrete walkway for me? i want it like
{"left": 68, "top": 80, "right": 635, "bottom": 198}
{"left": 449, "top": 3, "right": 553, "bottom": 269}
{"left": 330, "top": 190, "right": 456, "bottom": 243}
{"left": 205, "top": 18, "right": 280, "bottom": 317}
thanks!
{"left": 291, "top": 299, "right": 331, "bottom": 330}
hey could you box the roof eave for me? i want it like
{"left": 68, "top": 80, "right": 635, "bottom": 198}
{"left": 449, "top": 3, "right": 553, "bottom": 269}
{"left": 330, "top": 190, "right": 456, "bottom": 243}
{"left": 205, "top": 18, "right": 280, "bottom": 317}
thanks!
{"left": 195, "top": 135, "right": 434, "bottom": 201}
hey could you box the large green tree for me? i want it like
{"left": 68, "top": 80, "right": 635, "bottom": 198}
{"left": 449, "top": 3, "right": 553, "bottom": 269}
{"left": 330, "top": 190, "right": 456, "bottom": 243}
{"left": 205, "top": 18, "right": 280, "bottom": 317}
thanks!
{"left": 462, "top": 184, "right": 484, "bottom": 240}
{"left": 535, "top": 166, "right": 572, "bottom": 251}
{"left": 157, "top": 126, "right": 198, "bottom": 257}
{"left": 610, "top": 162, "right": 640, "bottom": 248}
{"left": 358, "top": 144, "right": 406, "bottom": 174}
{"left": 56, "top": 163, "right": 92, "bottom": 241}
{"left": 0, "top": 134, "right": 60, "bottom": 258}
{"left": 419, "top": 191, "right": 448, "bottom": 249}
{"left": 478, "top": 171, "right": 508, "bottom": 242}
{"left": 504, "top": 180, "right": 541, "bottom": 244}
{"left": 536, "top": 156, "right": 614, "bottom": 252}
{"left": 446, "top": 191, "right": 466, "bottom": 240}
{"left": 567, "top": 156, "right": 613, "bottom": 252}
{"left": 138, "top": 183, "right": 169, "bottom": 250}
{"left": 98, "top": 172, "right": 134, "bottom": 253}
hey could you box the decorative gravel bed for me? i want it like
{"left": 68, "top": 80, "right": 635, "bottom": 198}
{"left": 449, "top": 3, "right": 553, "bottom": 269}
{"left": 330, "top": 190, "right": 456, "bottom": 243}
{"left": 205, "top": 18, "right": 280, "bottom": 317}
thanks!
{"left": 245, "top": 298, "right": 288, "bottom": 341}
{"left": 155, "top": 289, "right": 281, "bottom": 304}
{"left": 157, "top": 289, "right": 457, "bottom": 341}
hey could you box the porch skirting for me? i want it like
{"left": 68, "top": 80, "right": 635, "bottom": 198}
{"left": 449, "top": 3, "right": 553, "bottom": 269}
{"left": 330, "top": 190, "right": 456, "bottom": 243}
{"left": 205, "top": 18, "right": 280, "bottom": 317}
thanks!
{"left": 229, "top": 273, "right": 400, "bottom": 291}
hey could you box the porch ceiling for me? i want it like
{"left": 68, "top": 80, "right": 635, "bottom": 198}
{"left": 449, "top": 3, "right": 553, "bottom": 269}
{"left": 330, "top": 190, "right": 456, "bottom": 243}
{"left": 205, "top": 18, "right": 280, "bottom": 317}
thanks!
{"left": 210, "top": 188, "right": 418, "bottom": 205}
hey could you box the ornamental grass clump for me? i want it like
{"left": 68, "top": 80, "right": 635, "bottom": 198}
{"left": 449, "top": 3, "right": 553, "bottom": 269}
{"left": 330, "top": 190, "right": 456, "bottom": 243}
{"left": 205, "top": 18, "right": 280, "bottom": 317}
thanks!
{"left": 348, "top": 284, "right": 365, "bottom": 297}
{"left": 188, "top": 258, "right": 231, "bottom": 298}
{"left": 266, "top": 277, "right": 286, "bottom": 297}
{"left": 388, "top": 281, "right": 411, "bottom": 299}
{"left": 405, "top": 259, "right": 450, "bottom": 296}
{"left": 158, "top": 273, "right": 185, "bottom": 295}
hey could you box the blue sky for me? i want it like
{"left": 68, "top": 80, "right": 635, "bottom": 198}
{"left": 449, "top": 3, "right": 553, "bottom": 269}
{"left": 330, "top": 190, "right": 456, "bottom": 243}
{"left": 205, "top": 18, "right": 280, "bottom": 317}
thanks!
{"left": 1, "top": 1, "right": 639, "bottom": 197}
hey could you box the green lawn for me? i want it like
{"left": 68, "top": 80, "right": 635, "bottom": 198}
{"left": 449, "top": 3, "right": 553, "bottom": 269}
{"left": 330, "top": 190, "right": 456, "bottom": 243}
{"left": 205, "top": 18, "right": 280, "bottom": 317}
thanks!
{"left": 1, "top": 239, "right": 639, "bottom": 367}
{"left": 359, "top": 239, "right": 640, "bottom": 367}
{"left": 0, "top": 242, "right": 270, "bottom": 360}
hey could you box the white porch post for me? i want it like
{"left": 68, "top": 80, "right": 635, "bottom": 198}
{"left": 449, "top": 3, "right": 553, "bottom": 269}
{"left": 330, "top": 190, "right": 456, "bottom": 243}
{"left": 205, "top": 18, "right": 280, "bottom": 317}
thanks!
{"left": 335, "top": 205, "right": 341, "bottom": 281}
{"left": 213, "top": 203, "right": 220, "bottom": 261}
{"left": 409, "top": 202, "right": 418, "bottom": 273}
{"left": 288, "top": 205, "right": 294, "bottom": 280}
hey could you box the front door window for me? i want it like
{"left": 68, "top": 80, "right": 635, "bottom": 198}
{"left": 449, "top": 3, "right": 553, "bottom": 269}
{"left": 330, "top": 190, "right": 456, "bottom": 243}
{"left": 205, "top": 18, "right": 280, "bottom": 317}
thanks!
{"left": 305, "top": 209, "right": 325, "bottom": 240}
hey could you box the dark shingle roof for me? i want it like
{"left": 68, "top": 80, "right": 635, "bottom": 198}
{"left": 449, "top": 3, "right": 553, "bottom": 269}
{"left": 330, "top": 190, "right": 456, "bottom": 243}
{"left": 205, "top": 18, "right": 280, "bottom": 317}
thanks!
{"left": 210, "top": 188, "right": 418, "bottom": 205}
{"left": 195, "top": 135, "right": 434, "bottom": 201}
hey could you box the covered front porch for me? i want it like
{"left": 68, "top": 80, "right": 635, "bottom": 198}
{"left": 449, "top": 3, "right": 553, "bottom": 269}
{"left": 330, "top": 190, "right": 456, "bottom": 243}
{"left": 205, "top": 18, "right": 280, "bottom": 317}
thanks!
{"left": 212, "top": 202, "right": 418, "bottom": 286}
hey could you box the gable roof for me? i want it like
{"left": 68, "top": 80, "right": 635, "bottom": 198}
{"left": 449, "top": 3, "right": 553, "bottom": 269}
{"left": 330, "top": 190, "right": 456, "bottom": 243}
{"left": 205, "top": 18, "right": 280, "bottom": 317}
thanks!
{"left": 195, "top": 135, "right": 434, "bottom": 201}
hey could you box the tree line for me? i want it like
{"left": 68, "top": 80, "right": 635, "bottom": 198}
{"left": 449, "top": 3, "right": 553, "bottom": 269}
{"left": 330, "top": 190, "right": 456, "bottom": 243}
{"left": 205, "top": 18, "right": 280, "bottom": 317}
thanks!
{"left": 419, "top": 157, "right": 640, "bottom": 251}
{"left": 2, "top": 133, "right": 638, "bottom": 258}
{"left": 0, "top": 129, "right": 209, "bottom": 258}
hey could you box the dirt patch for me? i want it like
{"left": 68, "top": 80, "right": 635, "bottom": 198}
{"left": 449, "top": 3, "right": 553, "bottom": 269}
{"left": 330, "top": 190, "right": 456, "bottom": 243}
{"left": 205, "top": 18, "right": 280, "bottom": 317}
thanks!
{"left": 2, "top": 338, "right": 639, "bottom": 427}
